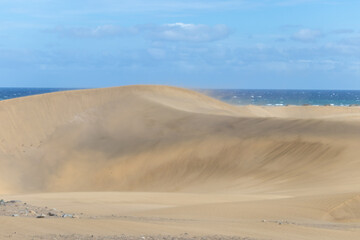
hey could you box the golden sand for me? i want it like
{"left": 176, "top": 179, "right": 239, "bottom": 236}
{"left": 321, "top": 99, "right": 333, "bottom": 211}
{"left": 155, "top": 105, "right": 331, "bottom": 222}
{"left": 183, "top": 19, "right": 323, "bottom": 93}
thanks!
{"left": 0, "top": 85, "right": 360, "bottom": 239}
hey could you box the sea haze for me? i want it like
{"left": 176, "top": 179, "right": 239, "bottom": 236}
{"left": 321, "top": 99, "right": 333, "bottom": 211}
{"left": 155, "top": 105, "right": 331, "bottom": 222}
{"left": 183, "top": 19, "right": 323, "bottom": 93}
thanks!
{"left": 1, "top": 88, "right": 360, "bottom": 106}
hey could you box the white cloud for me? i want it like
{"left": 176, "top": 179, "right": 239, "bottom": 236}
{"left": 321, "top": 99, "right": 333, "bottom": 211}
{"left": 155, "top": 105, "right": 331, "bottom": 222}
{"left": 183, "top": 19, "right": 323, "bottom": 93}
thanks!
{"left": 291, "top": 28, "right": 323, "bottom": 42}
{"left": 145, "top": 23, "right": 230, "bottom": 42}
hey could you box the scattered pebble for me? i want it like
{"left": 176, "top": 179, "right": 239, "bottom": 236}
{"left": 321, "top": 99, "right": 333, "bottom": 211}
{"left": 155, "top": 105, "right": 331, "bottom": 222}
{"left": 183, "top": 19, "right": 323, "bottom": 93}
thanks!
{"left": 30, "top": 234, "right": 257, "bottom": 240}
{"left": 0, "top": 199, "right": 76, "bottom": 219}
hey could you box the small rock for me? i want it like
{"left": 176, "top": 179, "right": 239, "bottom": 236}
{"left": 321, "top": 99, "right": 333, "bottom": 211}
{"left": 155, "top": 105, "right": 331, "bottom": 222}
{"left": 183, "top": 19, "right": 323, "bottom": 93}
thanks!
{"left": 36, "top": 214, "right": 46, "bottom": 218}
{"left": 48, "top": 212, "right": 57, "bottom": 217}
{"left": 11, "top": 214, "right": 19, "bottom": 217}
{"left": 0, "top": 199, "right": 5, "bottom": 206}
{"left": 61, "top": 214, "right": 73, "bottom": 218}
{"left": 28, "top": 210, "right": 37, "bottom": 215}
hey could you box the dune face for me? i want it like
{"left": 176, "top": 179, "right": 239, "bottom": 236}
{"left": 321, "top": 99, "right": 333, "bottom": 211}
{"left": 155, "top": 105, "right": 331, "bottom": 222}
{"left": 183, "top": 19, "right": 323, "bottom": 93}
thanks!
{"left": 1, "top": 85, "right": 360, "bottom": 196}
{"left": 0, "top": 86, "right": 243, "bottom": 193}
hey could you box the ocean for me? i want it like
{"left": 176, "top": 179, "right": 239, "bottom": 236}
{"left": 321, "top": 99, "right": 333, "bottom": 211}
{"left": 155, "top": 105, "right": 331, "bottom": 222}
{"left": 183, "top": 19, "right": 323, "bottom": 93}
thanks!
{"left": 1, "top": 88, "right": 360, "bottom": 106}
{"left": 199, "top": 89, "right": 360, "bottom": 106}
{"left": 0, "top": 88, "right": 74, "bottom": 101}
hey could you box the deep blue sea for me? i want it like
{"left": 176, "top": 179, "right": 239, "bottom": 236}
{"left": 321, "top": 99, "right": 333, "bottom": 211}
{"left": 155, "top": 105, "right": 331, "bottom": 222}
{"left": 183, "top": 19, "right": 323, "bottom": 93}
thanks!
{"left": 199, "top": 89, "right": 360, "bottom": 106}
{"left": 0, "top": 88, "right": 74, "bottom": 101}
{"left": 1, "top": 88, "right": 360, "bottom": 106}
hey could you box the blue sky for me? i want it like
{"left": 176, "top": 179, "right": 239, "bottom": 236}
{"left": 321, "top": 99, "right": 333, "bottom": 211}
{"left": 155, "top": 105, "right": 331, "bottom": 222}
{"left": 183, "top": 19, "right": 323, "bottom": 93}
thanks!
{"left": 1, "top": 0, "right": 360, "bottom": 89}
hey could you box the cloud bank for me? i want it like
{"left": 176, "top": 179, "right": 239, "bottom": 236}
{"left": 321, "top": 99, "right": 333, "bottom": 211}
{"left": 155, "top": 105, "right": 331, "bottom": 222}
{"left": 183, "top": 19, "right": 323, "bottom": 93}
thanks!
{"left": 144, "top": 23, "right": 230, "bottom": 42}
{"left": 50, "top": 23, "right": 231, "bottom": 42}
{"left": 291, "top": 28, "right": 323, "bottom": 42}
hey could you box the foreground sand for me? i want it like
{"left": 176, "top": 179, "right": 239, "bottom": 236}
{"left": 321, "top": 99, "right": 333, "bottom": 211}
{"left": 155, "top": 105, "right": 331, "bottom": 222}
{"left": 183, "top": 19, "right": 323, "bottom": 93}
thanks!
{"left": 1, "top": 85, "right": 360, "bottom": 239}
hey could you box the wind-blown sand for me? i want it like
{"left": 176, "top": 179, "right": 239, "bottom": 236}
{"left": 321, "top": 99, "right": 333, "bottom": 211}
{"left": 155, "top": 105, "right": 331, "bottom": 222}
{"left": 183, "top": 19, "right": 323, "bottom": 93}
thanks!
{"left": 1, "top": 85, "right": 360, "bottom": 239}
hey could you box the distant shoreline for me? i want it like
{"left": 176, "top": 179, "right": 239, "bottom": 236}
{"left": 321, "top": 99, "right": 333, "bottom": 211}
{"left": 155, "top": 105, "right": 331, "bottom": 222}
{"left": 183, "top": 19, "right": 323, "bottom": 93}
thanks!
{"left": 1, "top": 87, "right": 360, "bottom": 106}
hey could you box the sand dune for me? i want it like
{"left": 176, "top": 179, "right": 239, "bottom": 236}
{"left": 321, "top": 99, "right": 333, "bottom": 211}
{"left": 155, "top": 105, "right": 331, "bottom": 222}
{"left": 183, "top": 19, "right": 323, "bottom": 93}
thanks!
{"left": 1, "top": 85, "right": 360, "bottom": 193}
{"left": 1, "top": 85, "right": 360, "bottom": 239}
{"left": 244, "top": 104, "right": 360, "bottom": 121}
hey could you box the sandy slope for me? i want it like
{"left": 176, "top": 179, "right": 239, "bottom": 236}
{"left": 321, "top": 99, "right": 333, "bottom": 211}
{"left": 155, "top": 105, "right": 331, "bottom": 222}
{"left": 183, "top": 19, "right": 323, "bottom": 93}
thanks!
{"left": 0, "top": 85, "right": 360, "bottom": 239}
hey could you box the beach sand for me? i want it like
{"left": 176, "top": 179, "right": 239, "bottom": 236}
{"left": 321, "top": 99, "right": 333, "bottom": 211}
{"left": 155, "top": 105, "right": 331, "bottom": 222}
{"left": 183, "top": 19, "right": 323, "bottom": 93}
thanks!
{"left": 0, "top": 85, "right": 360, "bottom": 239}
